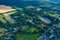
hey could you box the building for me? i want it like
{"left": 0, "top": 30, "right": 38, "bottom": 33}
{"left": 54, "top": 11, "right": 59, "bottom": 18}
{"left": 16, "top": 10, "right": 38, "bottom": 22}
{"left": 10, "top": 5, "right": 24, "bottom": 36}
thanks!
{"left": 57, "top": 14, "right": 60, "bottom": 20}
{"left": 5, "top": 34, "right": 15, "bottom": 40}
{"left": 40, "top": 17, "right": 51, "bottom": 24}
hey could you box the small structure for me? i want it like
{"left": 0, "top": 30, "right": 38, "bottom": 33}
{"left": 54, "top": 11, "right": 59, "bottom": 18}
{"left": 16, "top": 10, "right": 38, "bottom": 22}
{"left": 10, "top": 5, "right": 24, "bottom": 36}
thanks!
{"left": 13, "top": 27, "right": 19, "bottom": 33}
{"left": 5, "top": 34, "right": 15, "bottom": 40}
{"left": 57, "top": 14, "right": 60, "bottom": 20}
{"left": 36, "top": 8, "right": 41, "bottom": 11}
{"left": 26, "top": 18, "right": 35, "bottom": 24}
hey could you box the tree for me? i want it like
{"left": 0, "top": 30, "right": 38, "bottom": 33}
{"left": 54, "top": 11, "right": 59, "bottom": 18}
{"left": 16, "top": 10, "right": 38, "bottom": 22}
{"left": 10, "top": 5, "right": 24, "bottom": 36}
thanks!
{"left": 21, "top": 26, "right": 28, "bottom": 32}
{"left": 28, "top": 27, "right": 38, "bottom": 33}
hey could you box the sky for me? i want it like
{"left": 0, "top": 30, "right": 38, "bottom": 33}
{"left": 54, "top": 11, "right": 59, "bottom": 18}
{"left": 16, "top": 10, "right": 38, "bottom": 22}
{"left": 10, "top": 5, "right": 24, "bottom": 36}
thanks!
{"left": 0, "top": 0, "right": 60, "bottom": 4}
{"left": 22, "top": 0, "right": 60, "bottom": 3}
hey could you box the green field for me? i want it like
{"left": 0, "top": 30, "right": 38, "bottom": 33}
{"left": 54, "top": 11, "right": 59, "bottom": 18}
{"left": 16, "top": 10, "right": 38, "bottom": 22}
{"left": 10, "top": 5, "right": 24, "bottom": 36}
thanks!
{"left": 16, "top": 33, "right": 41, "bottom": 40}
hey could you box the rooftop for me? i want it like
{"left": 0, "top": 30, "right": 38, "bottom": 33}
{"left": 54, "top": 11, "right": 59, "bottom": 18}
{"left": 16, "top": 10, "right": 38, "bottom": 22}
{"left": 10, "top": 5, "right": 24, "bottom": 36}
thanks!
{"left": 40, "top": 17, "right": 51, "bottom": 24}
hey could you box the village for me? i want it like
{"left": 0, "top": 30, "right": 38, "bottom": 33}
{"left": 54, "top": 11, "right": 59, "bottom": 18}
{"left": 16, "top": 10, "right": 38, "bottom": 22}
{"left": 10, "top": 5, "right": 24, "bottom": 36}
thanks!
{"left": 0, "top": 3, "right": 60, "bottom": 40}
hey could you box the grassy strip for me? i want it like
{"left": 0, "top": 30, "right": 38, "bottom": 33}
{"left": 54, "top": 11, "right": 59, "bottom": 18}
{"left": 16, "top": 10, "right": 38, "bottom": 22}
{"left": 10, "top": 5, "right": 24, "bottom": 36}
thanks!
{"left": 15, "top": 33, "right": 41, "bottom": 40}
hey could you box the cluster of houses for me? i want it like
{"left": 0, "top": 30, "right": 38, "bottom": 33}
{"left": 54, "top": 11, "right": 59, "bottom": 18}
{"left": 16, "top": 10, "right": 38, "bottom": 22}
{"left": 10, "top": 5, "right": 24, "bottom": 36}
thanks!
{"left": 37, "top": 24, "right": 60, "bottom": 40}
